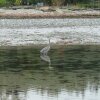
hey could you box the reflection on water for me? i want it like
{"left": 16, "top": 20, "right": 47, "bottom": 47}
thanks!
{"left": 40, "top": 54, "right": 51, "bottom": 69}
{"left": 0, "top": 45, "right": 100, "bottom": 100}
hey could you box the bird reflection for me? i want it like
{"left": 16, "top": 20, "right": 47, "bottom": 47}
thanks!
{"left": 40, "top": 54, "right": 52, "bottom": 69}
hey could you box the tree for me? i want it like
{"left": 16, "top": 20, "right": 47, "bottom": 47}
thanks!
{"left": 6, "top": 0, "right": 16, "bottom": 5}
{"left": 0, "top": 0, "right": 6, "bottom": 6}
{"left": 15, "top": 0, "right": 22, "bottom": 5}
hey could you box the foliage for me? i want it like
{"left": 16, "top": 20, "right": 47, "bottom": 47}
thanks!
{"left": 0, "top": 0, "right": 6, "bottom": 6}
{"left": 29, "top": 0, "right": 37, "bottom": 5}
{"left": 76, "top": 1, "right": 100, "bottom": 8}
{"left": 15, "top": 0, "right": 22, "bottom": 5}
{"left": 6, "top": 0, "right": 16, "bottom": 5}
{"left": 0, "top": 0, "right": 99, "bottom": 8}
{"left": 51, "top": 0, "right": 65, "bottom": 6}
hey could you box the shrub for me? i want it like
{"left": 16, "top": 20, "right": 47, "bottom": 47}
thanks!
{"left": 29, "top": 0, "right": 37, "bottom": 5}
{"left": 51, "top": 0, "right": 65, "bottom": 6}
{"left": 15, "top": 0, "right": 22, "bottom": 5}
{"left": 0, "top": 0, "right": 6, "bottom": 6}
{"left": 6, "top": 0, "right": 16, "bottom": 6}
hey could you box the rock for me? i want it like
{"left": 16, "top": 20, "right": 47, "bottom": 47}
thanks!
{"left": 55, "top": 8, "right": 64, "bottom": 13}
{"left": 37, "top": 3, "right": 44, "bottom": 7}
{"left": 39, "top": 6, "right": 56, "bottom": 12}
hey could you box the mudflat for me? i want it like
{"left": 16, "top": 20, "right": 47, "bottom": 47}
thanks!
{"left": 0, "top": 6, "right": 100, "bottom": 18}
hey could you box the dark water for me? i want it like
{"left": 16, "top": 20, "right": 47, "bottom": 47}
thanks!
{"left": 0, "top": 45, "right": 100, "bottom": 100}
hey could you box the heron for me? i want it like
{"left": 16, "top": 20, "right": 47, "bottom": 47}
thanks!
{"left": 40, "top": 39, "right": 53, "bottom": 69}
{"left": 40, "top": 39, "right": 50, "bottom": 55}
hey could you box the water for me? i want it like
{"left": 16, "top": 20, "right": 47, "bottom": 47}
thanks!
{"left": 0, "top": 45, "right": 100, "bottom": 100}
{"left": 0, "top": 18, "right": 100, "bottom": 100}
{"left": 0, "top": 18, "right": 100, "bottom": 46}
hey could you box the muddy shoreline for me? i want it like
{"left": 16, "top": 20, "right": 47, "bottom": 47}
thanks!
{"left": 0, "top": 8, "right": 100, "bottom": 18}
{"left": 0, "top": 14, "right": 100, "bottom": 19}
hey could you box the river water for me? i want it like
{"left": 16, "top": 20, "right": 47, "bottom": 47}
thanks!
{"left": 0, "top": 18, "right": 100, "bottom": 100}
{"left": 0, "top": 45, "right": 100, "bottom": 100}
{"left": 0, "top": 18, "right": 100, "bottom": 46}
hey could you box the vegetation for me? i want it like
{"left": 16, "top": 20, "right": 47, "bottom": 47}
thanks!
{"left": 15, "top": 0, "right": 22, "bottom": 5}
{"left": 0, "top": 0, "right": 6, "bottom": 6}
{"left": 0, "top": 0, "right": 100, "bottom": 8}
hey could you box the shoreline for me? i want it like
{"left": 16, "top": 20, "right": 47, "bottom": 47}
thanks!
{"left": 0, "top": 14, "right": 100, "bottom": 19}
{"left": 1, "top": 44, "right": 100, "bottom": 48}
{"left": 0, "top": 7, "right": 100, "bottom": 18}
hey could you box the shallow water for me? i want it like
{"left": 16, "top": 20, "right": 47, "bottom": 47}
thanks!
{"left": 0, "top": 18, "right": 100, "bottom": 45}
{"left": 0, "top": 45, "right": 100, "bottom": 100}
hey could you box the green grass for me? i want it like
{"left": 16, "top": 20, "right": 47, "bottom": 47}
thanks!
{"left": 0, "top": 0, "right": 6, "bottom": 6}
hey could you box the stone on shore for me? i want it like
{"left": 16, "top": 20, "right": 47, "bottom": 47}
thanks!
{"left": 39, "top": 6, "right": 56, "bottom": 12}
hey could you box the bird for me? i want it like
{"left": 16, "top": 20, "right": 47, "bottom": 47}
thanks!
{"left": 40, "top": 39, "right": 53, "bottom": 69}
{"left": 40, "top": 39, "right": 50, "bottom": 55}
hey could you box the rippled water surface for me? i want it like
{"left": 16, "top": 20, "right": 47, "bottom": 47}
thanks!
{"left": 0, "top": 45, "right": 100, "bottom": 100}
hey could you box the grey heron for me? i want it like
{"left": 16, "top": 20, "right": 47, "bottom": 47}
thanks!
{"left": 40, "top": 39, "right": 50, "bottom": 55}
{"left": 40, "top": 39, "right": 53, "bottom": 69}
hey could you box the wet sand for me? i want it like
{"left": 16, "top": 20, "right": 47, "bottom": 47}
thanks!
{"left": 0, "top": 8, "right": 100, "bottom": 18}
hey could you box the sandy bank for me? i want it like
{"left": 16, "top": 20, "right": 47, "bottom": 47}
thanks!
{"left": 0, "top": 7, "right": 100, "bottom": 18}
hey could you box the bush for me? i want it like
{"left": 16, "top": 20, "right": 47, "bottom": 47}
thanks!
{"left": 51, "top": 0, "right": 65, "bottom": 6}
{"left": 6, "top": 0, "right": 16, "bottom": 6}
{"left": 15, "top": 0, "right": 22, "bottom": 5}
{"left": 77, "top": 2, "right": 100, "bottom": 8}
{"left": 29, "top": 0, "right": 37, "bottom": 5}
{"left": 0, "top": 0, "right": 6, "bottom": 6}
